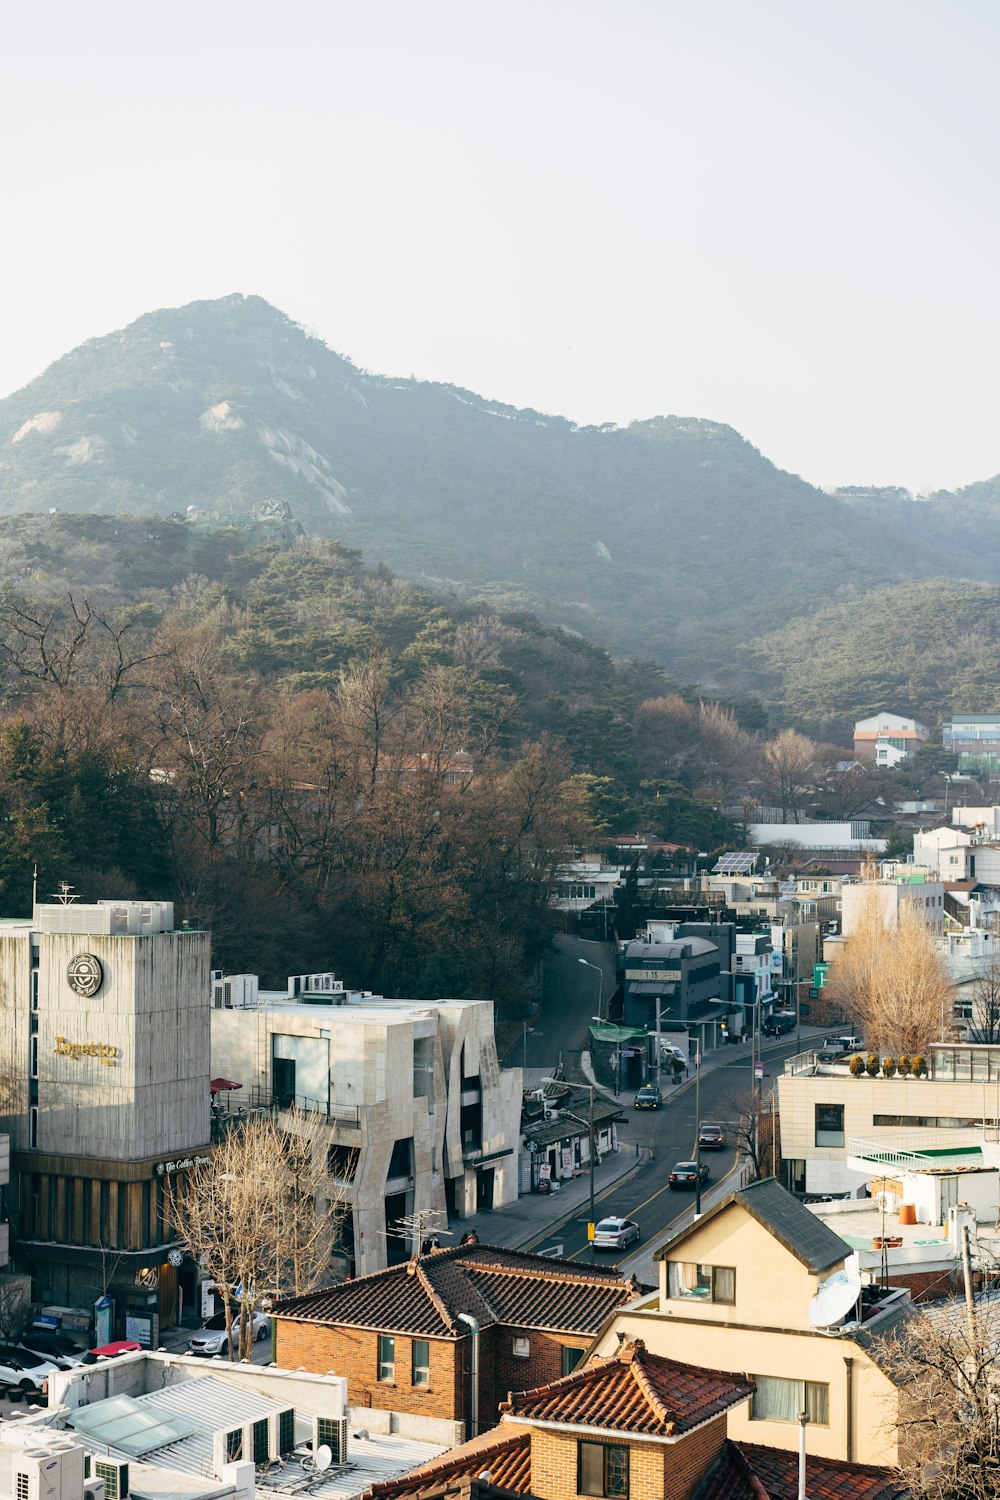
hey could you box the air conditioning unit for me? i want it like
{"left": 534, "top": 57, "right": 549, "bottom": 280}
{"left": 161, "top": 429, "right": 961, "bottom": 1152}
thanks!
{"left": 311, "top": 1415, "right": 348, "bottom": 1465}
{"left": 84, "top": 1482, "right": 106, "bottom": 1500}
{"left": 88, "top": 1460, "right": 129, "bottom": 1500}
{"left": 269, "top": 1408, "right": 296, "bottom": 1456}
{"left": 212, "top": 1428, "right": 245, "bottom": 1473}
{"left": 15, "top": 1450, "right": 86, "bottom": 1500}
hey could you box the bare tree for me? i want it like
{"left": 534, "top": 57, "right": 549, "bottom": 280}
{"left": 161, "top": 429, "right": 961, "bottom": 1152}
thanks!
{"left": 726, "top": 1087, "right": 777, "bottom": 1184}
{"left": 874, "top": 1297, "right": 1000, "bottom": 1500}
{"left": 967, "top": 944, "right": 1000, "bottom": 1044}
{"left": 0, "top": 1275, "right": 30, "bottom": 1343}
{"left": 168, "top": 1109, "right": 347, "bottom": 1360}
{"left": 761, "top": 729, "right": 816, "bottom": 823}
{"left": 827, "top": 885, "right": 954, "bottom": 1055}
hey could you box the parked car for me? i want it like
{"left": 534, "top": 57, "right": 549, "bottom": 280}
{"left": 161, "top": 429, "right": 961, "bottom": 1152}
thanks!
{"left": 659, "top": 1043, "right": 688, "bottom": 1068}
{"left": 593, "top": 1217, "right": 641, "bottom": 1251}
{"left": 669, "top": 1161, "right": 710, "bottom": 1190}
{"left": 189, "top": 1311, "right": 270, "bottom": 1355}
{"left": 18, "top": 1330, "right": 88, "bottom": 1369}
{"left": 0, "top": 1345, "right": 62, "bottom": 1393}
{"left": 835, "top": 1035, "right": 864, "bottom": 1053}
{"left": 633, "top": 1083, "right": 662, "bottom": 1110}
{"left": 697, "top": 1123, "right": 726, "bottom": 1151}
{"left": 79, "top": 1340, "right": 143, "bottom": 1365}
{"left": 816, "top": 1044, "right": 843, "bottom": 1063}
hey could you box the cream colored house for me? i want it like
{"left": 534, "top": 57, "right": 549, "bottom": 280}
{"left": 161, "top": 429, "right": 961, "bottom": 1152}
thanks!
{"left": 586, "top": 1179, "right": 907, "bottom": 1467}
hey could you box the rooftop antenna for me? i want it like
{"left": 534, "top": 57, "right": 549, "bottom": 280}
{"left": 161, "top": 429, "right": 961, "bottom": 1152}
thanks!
{"left": 51, "top": 882, "right": 78, "bottom": 905}
{"left": 388, "top": 1207, "right": 453, "bottom": 1257}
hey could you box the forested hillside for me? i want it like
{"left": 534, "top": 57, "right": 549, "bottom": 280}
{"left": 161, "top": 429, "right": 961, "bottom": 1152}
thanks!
{"left": 0, "top": 294, "right": 947, "bottom": 686}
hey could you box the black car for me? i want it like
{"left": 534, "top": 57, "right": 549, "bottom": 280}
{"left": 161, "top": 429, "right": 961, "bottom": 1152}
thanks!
{"left": 633, "top": 1084, "right": 662, "bottom": 1110}
{"left": 18, "top": 1331, "right": 87, "bottom": 1369}
{"left": 669, "top": 1160, "right": 710, "bottom": 1190}
{"left": 697, "top": 1123, "right": 726, "bottom": 1151}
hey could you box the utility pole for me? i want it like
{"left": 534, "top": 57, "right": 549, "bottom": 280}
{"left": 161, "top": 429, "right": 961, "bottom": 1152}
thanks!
{"left": 579, "top": 958, "right": 604, "bottom": 1022}
{"left": 589, "top": 1083, "right": 596, "bottom": 1264}
{"left": 694, "top": 1038, "right": 703, "bottom": 1215}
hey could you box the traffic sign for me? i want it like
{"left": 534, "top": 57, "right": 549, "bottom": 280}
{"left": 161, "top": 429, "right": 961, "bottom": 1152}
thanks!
{"left": 754, "top": 1061, "right": 764, "bottom": 1078}
{"left": 587, "top": 1222, "right": 595, "bottom": 1241}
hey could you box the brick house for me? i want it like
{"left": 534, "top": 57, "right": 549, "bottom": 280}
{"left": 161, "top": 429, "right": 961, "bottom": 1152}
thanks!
{"left": 363, "top": 1339, "right": 908, "bottom": 1500}
{"left": 273, "top": 1244, "right": 642, "bottom": 1433}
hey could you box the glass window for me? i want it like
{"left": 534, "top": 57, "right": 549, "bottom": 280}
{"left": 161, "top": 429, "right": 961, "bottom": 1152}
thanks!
{"left": 666, "top": 1262, "right": 735, "bottom": 1303}
{"left": 815, "top": 1103, "right": 844, "bottom": 1147}
{"left": 751, "top": 1376, "right": 829, "bottom": 1425}
{"left": 512, "top": 1336, "right": 530, "bottom": 1358}
{"left": 562, "top": 1345, "right": 586, "bottom": 1377}
{"left": 411, "top": 1339, "right": 429, "bottom": 1387}
{"left": 578, "top": 1441, "right": 629, "bottom": 1498}
{"left": 377, "top": 1334, "right": 395, "bottom": 1382}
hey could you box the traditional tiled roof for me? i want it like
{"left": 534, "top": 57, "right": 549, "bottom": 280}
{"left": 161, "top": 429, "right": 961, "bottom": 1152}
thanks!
{"left": 697, "top": 1442, "right": 910, "bottom": 1500}
{"left": 275, "top": 1244, "right": 640, "bottom": 1337}
{"left": 655, "top": 1176, "right": 850, "bottom": 1275}
{"left": 501, "top": 1339, "right": 753, "bottom": 1437}
{"left": 366, "top": 1429, "right": 532, "bottom": 1498}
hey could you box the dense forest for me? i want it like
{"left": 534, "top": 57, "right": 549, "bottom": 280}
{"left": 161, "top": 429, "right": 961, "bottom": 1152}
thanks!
{"left": 0, "top": 513, "right": 914, "bottom": 1018}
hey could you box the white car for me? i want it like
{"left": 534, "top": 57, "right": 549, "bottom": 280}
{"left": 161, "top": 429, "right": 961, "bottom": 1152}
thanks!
{"left": 188, "top": 1311, "right": 270, "bottom": 1355}
{"left": 593, "top": 1216, "right": 641, "bottom": 1251}
{"left": 0, "top": 1344, "right": 62, "bottom": 1393}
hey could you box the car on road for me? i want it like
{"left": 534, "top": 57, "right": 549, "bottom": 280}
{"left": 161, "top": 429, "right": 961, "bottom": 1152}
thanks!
{"left": 189, "top": 1311, "right": 271, "bottom": 1355}
{"left": 592, "top": 1216, "right": 641, "bottom": 1251}
{"left": 669, "top": 1160, "right": 711, "bottom": 1190}
{"left": 697, "top": 1123, "right": 726, "bottom": 1151}
{"left": 633, "top": 1083, "right": 662, "bottom": 1110}
{"left": 0, "top": 1345, "right": 61, "bottom": 1394}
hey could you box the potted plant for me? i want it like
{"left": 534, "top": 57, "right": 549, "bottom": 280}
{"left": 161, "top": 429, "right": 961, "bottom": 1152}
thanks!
{"left": 850, "top": 1054, "right": 866, "bottom": 1078}
{"left": 882, "top": 1057, "right": 897, "bottom": 1078}
{"left": 898, "top": 1054, "right": 911, "bottom": 1077}
{"left": 865, "top": 1053, "right": 880, "bottom": 1077}
{"left": 912, "top": 1054, "right": 928, "bottom": 1078}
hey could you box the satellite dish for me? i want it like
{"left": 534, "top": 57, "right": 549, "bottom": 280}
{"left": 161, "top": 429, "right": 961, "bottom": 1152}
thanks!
{"left": 809, "top": 1268, "right": 862, "bottom": 1328}
{"left": 313, "top": 1445, "right": 333, "bottom": 1474}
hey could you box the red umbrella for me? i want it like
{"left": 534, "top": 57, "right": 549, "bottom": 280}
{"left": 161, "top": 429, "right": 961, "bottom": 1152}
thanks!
{"left": 210, "top": 1077, "right": 242, "bottom": 1094}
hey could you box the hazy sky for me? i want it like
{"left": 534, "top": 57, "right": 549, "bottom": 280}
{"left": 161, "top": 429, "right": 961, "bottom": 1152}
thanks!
{"left": 3, "top": 1, "right": 998, "bottom": 491}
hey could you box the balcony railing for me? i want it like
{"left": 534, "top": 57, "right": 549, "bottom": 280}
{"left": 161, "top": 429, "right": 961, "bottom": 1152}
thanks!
{"left": 849, "top": 1130, "right": 985, "bottom": 1169}
{"left": 247, "top": 1086, "right": 361, "bottom": 1128}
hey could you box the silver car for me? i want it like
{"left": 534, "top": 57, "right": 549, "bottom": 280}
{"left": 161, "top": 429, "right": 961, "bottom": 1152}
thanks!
{"left": 593, "top": 1216, "right": 641, "bottom": 1251}
{"left": 189, "top": 1311, "right": 270, "bottom": 1355}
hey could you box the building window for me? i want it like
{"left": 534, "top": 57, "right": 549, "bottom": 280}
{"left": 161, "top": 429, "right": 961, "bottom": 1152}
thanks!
{"left": 751, "top": 1376, "right": 829, "bottom": 1424}
{"left": 29, "top": 1035, "right": 37, "bottom": 1079}
{"left": 666, "top": 1262, "right": 736, "bottom": 1303}
{"left": 815, "top": 1103, "right": 844, "bottom": 1148}
{"left": 377, "top": 1334, "right": 395, "bottom": 1382}
{"left": 578, "top": 1440, "right": 629, "bottom": 1498}
{"left": 28, "top": 1107, "right": 37, "bottom": 1149}
{"left": 561, "top": 1345, "right": 586, "bottom": 1377}
{"left": 411, "top": 1339, "right": 430, "bottom": 1387}
{"left": 512, "top": 1336, "right": 530, "bottom": 1358}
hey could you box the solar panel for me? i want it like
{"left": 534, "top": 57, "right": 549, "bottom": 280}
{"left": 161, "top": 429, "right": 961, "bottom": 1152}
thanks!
{"left": 779, "top": 878, "right": 797, "bottom": 896}
{"left": 711, "top": 852, "right": 757, "bottom": 875}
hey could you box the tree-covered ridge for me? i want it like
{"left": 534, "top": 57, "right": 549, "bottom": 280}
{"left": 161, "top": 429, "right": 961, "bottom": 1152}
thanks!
{"left": 0, "top": 293, "right": 940, "bottom": 684}
{"left": 747, "top": 577, "right": 1000, "bottom": 733}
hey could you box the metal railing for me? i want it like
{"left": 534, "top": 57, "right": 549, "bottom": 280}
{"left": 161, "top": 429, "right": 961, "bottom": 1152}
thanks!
{"left": 247, "top": 1086, "right": 361, "bottom": 1128}
{"left": 849, "top": 1129, "right": 985, "bottom": 1168}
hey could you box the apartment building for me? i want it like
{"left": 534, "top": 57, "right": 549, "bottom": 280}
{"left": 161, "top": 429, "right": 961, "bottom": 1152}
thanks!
{"left": 853, "top": 713, "right": 929, "bottom": 768}
{"left": 211, "top": 978, "right": 522, "bottom": 1275}
{"left": 840, "top": 868, "right": 944, "bottom": 937}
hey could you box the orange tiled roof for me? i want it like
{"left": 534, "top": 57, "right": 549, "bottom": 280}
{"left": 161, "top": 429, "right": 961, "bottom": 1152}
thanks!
{"left": 367, "top": 1429, "right": 532, "bottom": 1498}
{"left": 697, "top": 1442, "right": 909, "bottom": 1500}
{"left": 501, "top": 1339, "right": 753, "bottom": 1437}
{"left": 275, "top": 1244, "right": 638, "bottom": 1338}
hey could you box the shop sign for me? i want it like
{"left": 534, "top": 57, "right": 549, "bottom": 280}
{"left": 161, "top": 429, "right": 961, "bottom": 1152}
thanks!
{"left": 67, "top": 953, "right": 104, "bottom": 997}
{"left": 54, "top": 1036, "right": 118, "bottom": 1066}
{"left": 625, "top": 967, "right": 681, "bottom": 982}
{"left": 155, "top": 1155, "right": 211, "bottom": 1176}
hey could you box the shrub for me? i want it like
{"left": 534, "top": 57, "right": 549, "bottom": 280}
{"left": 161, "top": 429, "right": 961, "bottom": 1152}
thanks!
{"left": 882, "top": 1057, "right": 897, "bottom": 1078}
{"left": 898, "top": 1054, "right": 911, "bottom": 1077}
{"left": 911, "top": 1054, "right": 928, "bottom": 1078}
{"left": 849, "top": 1054, "right": 866, "bottom": 1077}
{"left": 866, "top": 1053, "right": 880, "bottom": 1077}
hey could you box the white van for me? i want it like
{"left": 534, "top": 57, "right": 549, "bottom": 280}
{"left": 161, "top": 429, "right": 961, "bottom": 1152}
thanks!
{"left": 835, "top": 1034, "right": 863, "bottom": 1052}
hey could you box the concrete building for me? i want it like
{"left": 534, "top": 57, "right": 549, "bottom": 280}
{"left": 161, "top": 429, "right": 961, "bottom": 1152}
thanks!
{"left": 0, "top": 899, "right": 211, "bottom": 1329}
{"left": 777, "top": 1041, "right": 1000, "bottom": 1195}
{"left": 211, "top": 980, "right": 521, "bottom": 1276}
{"left": 621, "top": 925, "right": 735, "bottom": 1055}
{"left": 749, "top": 822, "right": 887, "bottom": 854}
{"left": 840, "top": 868, "right": 944, "bottom": 937}
{"left": 943, "top": 716, "right": 1000, "bottom": 776}
{"left": 853, "top": 712, "right": 929, "bottom": 768}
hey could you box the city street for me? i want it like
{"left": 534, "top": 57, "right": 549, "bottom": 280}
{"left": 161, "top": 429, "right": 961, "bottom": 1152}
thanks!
{"left": 508, "top": 934, "right": 617, "bottom": 1071}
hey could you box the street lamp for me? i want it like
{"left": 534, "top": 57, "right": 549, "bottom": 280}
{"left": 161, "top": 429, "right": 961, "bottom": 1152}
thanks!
{"left": 579, "top": 957, "right": 604, "bottom": 1022}
{"left": 542, "top": 1075, "right": 597, "bottom": 1264}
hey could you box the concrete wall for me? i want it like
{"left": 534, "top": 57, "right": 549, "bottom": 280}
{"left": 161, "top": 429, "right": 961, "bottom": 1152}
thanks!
{"left": 48, "top": 1348, "right": 349, "bottom": 1415}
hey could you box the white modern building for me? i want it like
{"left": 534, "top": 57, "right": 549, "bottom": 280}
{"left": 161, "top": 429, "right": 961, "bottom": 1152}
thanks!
{"left": 211, "top": 978, "right": 522, "bottom": 1276}
{"left": 840, "top": 868, "right": 944, "bottom": 936}
{"left": 853, "top": 712, "right": 929, "bottom": 768}
{"left": 749, "top": 822, "right": 887, "bottom": 853}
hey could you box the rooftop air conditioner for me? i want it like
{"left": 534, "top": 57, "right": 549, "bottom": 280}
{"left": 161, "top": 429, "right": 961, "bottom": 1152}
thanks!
{"left": 270, "top": 1408, "right": 296, "bottom": 1457}
{"left": 311, "top": 1415, "right": 348, "bottom": 1465}
{"left": 88, "top": 1460, "right": 128, "bottom": 1500}
{"left": 83, "top": 1482, "right": 106, "bottom": 1500}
